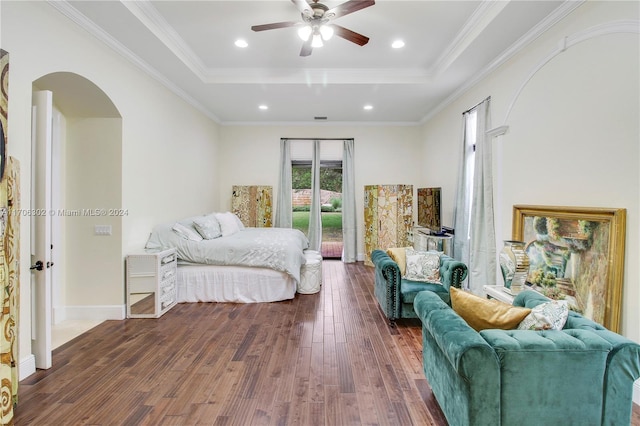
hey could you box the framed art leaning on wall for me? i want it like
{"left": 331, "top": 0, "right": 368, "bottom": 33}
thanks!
{"left": 512, "top": 205, "right": 626, "bottom": 332}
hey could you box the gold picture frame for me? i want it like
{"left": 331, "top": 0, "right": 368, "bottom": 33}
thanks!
{"left": 512, "top": 205, "right": 626, "bottom": 332}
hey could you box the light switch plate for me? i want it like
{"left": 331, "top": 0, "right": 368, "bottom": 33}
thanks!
{"left": 94, "top": 225, "right": 112, "bottom": 236}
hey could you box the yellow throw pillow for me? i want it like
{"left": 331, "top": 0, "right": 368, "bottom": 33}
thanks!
{"left": 386, "top": 247, "right": 412, "bottom": 276}
{"left": 450, "top": 287, "right": 531, "bottom": 332}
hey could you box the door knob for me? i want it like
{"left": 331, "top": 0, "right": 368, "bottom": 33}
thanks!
{"left": 30, "top": 260, "right": 43, "bottom": 271}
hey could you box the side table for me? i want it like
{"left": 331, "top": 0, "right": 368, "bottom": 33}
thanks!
{"left": 483, "top": 285, "right": 516, "bottom": 304}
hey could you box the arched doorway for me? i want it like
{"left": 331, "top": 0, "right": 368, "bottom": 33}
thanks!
{"left": 31, "top": 72, "right": 122, "bottom": 368}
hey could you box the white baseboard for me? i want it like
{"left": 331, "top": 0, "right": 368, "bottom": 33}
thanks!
{"left": 19, "top": 354, "right": 36, "bottom": 381}
{"left": 634, "top": 381, "right": 640, "bottom": 405}
{"left": 53, "top": 305, "right": 66, "bottom": 325}
{"left": 63, "top": 304, "right": 126, "bottom": 321}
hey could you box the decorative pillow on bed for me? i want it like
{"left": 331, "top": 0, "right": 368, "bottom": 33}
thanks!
{"left": 234, "top": 214, "right": 246, "bottom": 230}
{"left": 215, "top": 212, "right": 241, "bottom": 237}
{"left": 193, "top": 214, "right": 222, "bottom": 239}
{"left": 172, "top": 222, "right": 203, "bottom": 241}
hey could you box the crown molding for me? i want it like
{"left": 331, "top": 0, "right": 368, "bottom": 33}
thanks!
{"left": 220, "top": 120, "right": 421, "bottom": 127}
{"left": 420, "top": 0, "right": 585, "bottom": 125}
{"left": 47, "top": 1, "right": 221, "bottom": 123}
{"left": 428, "top": 0, "right": 510, "bottom": 77}
{"left": 121, "top": 0, "right": 209, "bottom": 81}
{"left": 204, "top": 67, "right": 430, "bottom": 84}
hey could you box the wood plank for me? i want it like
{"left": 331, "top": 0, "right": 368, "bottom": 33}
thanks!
{"left": 14, "top": 260, "right": 640, "bottom": 425}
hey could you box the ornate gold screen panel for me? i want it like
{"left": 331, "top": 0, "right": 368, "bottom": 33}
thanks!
{"left": 231, "top": 186, "right": 273, "bottom": 227}
{"left": 0, "top": 49, "right": 18, "bottom": 425}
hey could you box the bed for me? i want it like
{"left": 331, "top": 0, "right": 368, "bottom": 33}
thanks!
{"left": 145, "top": 213, "right": 309, "bottom": 303}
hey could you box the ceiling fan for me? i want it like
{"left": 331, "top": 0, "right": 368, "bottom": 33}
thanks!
{"left": 251, "top": 0, "right": 375, "bottom": 57}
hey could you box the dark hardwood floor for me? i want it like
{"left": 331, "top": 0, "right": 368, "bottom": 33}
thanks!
{"left": 16, "top": 260, "right": 640, "bottom": 425}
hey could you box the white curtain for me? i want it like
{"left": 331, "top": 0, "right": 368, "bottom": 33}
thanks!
{"left": 342, "top": 139, "right": 357, "bottom": 262}
{"left": 275, "top": 139, "right": 292, "bottom": 228}
{"left": 453, "top": 98, "right": 496, "bottom": 295}
{"left": 308, "top": 140, "right": 322, "bottom": 250}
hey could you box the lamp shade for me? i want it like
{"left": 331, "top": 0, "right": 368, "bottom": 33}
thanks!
{"left": 319, "top": 25, "right": 334, "bottom": 40}
{"left": 298, "top": 25, "right": 312, "bottom": 41}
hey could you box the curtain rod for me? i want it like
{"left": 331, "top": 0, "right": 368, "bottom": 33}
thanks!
{"left": 462, "top": 96, "right": 491, "bottom": 115}
{"left": 281, "top": 138, "right": 354, "bottom": 141}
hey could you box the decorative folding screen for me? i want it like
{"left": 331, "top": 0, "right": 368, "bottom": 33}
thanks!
{"left": 0, "top": 49, "right": 18, "bottom": 425}
{"left": 363, "top": 184, "right": 413, "bottom": 266}
{"left": 232, "top": 186, "right": 273, "bottom": 227}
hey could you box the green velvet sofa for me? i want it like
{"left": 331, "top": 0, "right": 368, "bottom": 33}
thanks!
{"left": 413, "top": 289, "right": 640, "bottom": 426}
{"left": 370, "top": 249, "right": 467, "bottom": 325}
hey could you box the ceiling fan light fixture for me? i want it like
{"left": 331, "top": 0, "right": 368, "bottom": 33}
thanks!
{"left": 311, "top": 33, "right": 324, "bottom": 48}
{"left": 298, "top": 25, "right": 312, "bottom": 41}
{"left": 319, "top": 25, "right": 334, "bottom": 41}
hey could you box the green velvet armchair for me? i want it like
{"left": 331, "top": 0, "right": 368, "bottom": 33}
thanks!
{"left": 370, "top": 249, "right": 467, "bottom": 325}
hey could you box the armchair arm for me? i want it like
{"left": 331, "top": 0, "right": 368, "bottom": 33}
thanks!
{"left": 370, "top": 249, "right": 402, "bottom": 321}
{"left": 414, "top": 291, "right": 500, "bottom": 426}
{"left": 439, "top": 255, "right": 468, "bottom": 291}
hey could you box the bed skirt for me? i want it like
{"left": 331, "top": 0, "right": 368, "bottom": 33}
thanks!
{"left": 176, "top": 263, "right": 297, "bottom": 303}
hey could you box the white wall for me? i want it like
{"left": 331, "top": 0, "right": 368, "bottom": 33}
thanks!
{"left": 65, "top": 117, "right": 122, "bottom": 306}
{"left": 421, "top": 1, "right": 639, "bottom": 340}
{"left": 2, "top": 1, "right": 220, "bottom": 377}
{"left": 218, "top": 125, "right": 424, "bottom": 259}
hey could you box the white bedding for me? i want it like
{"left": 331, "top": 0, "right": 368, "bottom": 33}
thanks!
{"left": 176, "top": 263, "right": 296, "bottom": 303}
{"left": 146, "top": 220, "right": 309, "bottom": 283}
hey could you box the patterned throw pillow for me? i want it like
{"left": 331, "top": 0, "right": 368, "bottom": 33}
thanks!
{"left": 517, "top": 300, "right": 569, "bottom": 330}
{"left": 403, "top": 248, "right": 442, "bottom": 283}
{"left": 193, "top": 214, "right": 222, "bottom": 239}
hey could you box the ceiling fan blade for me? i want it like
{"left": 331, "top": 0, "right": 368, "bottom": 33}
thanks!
{"left": 326, "top": 0, "right": 375, "bottom": 20}
{"left": 251, "top": 21, "right": 299, "bottom": 32}
{"left": 300, "top": 38, "right": 313, "bottom": 57}
{"left": 332, "top": 24, "right": 370, "bottom": 46}
{"left": 291, "top": 0, "right": 313, "bottom": 17}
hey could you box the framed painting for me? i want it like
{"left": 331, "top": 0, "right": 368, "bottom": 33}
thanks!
{"left": 512, "top": 205, "right": 626, "bottom": 332}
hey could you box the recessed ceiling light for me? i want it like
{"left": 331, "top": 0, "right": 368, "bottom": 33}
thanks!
{"left": 363, "top": 105, "right": 373, "bottom": 110}
{"left": 258, "top": 105, "right": 268, "bottom": 110}
{"left": 235, "top": 39, "right": 248, "bottom": 48}
{"left": 392, "top": 40, "right": 405, "bottom": 49}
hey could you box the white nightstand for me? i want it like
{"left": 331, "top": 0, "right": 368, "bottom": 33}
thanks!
{"left": 126, "top": 248, "right": 178, "bottom": 318}
{"left": 483, "top": 285, "right": 516, "bottom": 304}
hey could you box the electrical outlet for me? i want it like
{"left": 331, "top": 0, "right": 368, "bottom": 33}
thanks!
{"left": 94, "top": 225, "right": 112, "bottom": 236}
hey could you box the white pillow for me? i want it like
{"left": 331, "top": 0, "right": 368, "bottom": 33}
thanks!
{"left": 234, "top": 213, "right": 246, "bottom": 230}
{"left": 517, "top": 300, "right": 569, "bottom": 331}
{"left": 193, "top": 214, "right": 222, "bottom": 239}
{"left": 172, "top": 222, "right": 203, "bottom": 241}
{"left": 403, "top": 248, "right": 442, "bottom": 283}
{"left": 215, "top": 212, "right": 240, "bottom": 237}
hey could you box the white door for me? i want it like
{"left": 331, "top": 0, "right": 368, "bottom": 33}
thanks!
{"left": 31, "top": 90, "right": 53, "bottom": 369}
